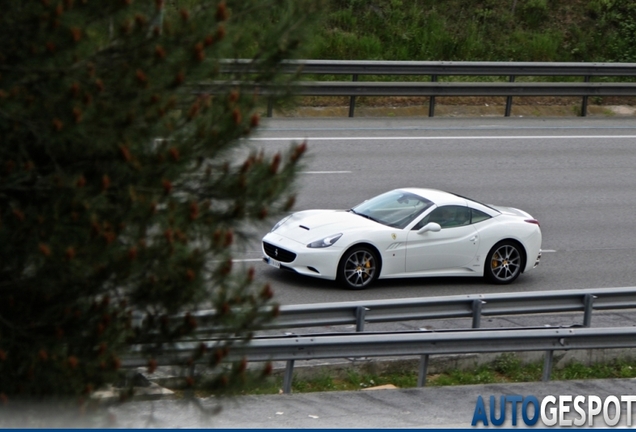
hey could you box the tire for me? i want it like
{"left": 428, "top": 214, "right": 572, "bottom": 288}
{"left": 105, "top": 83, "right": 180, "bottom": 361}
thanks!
{"left": 484, "top": 241, "right": 523, "bottom": 284}
{"left": 337, "top": 246, "right": 380, "bottom": 290}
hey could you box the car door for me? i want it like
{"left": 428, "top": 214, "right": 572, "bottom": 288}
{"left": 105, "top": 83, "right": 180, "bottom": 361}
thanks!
{"left": 405, "top": 205, "right": 479, "bottom": 273}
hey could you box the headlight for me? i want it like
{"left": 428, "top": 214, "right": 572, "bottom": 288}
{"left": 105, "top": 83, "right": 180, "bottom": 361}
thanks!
{"left": 307, "top": 233, "right": 342, "bottom": 248}
{"left": 271, "top": 215, "right": 291, "bottom": 232}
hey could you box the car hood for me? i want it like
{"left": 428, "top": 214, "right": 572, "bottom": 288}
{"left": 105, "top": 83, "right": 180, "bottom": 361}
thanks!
{"left": 272, "top": 210, "right": 381, "bottom": 244}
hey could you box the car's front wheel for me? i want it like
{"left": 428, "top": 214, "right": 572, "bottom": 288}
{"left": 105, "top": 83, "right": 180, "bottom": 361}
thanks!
{"left": 484, "top": 241, "right": 523, "bottom": 284}
{"left": 337, "top": 246, "right": 379, "bottom": 290}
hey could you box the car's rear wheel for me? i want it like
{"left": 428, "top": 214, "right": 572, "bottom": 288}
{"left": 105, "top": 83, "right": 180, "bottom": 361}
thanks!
{"left": 337, "top": 246, "right": 379, "bottom": 290}
{"left": 484, "top": 241, "right": 523, "bottom": 284}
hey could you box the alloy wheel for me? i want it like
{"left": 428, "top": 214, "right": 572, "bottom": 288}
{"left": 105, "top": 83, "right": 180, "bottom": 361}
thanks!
{"left": 489, "top": 244, "right": 521, "bottom": 282}
{"left": 343, "top": 249, "right": 376, "bottom": 289}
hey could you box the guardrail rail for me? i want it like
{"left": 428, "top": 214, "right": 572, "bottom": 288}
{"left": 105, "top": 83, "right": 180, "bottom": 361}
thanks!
{"left": 166, "top": 286, "right": 636, "bottom": 333}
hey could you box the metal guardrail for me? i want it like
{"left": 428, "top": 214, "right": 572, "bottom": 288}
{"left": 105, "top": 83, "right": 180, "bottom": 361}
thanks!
{"left": 213, "top": 60, "right": 636, "bottom": 117}
{"left": 130, "top": 327, "right": 636, "bottom": 363}
{"left": 128, "top": 287, "right": 636, "bottom": 393}
{"left": 123, "top": 326, "right": 636, "bottom": 393}
{"left": 221, "top": 59, "right": 636, "bottom": 77}
{"left": 197, "top": 81, "right": 636, "bottom": 96}
{"left": 174, "top": 286, "right": 636, "bottom": 333}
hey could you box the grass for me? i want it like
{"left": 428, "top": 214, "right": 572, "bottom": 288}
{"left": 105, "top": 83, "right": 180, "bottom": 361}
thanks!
{"left": 179, "top": 354, "right": 636, "bottom": 398}
{"left": 308, "top": 0, "right": 636, "bottom": 63}
{"left": 171, "top": 0, "right": 636, "bottom": 64}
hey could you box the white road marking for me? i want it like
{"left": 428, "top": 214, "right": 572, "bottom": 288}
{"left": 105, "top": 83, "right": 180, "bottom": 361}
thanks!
{"left": 300, "top": 170, "right": 352, "bottom": 174}
{"left": 265, "top": 125, "right": 636, "bottom": 132}
{"left": 249, "top": 135, "right": 636, "bottom": 141}
{"left": 541, "top": 248, "right": 636, "bottom": 253}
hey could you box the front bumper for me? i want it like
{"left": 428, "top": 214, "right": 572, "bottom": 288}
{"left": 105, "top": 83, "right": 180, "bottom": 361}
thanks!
{"left": 261, "top": 232, "right": 342, "bottom": 280}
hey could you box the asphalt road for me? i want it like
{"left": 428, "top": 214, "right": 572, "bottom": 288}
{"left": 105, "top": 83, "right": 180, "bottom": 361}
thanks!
{"left": 232, "top": 117, "right": 636, "bottom": 305}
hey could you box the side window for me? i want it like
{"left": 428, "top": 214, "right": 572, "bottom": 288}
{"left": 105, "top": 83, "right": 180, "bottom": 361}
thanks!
{"left": 413, "top": 214, "right": 430, "bottom": 230}
{"left": 413, "top": 205, "right": 470, "bottom": 229}
{"left": 470, "top": 208, "right": 491, "bottom": 224}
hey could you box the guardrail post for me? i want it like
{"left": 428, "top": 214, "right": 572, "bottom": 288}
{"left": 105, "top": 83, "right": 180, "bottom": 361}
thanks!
{"left": 428, "top": 75, "right": 437, "bottom": 117}
{"left": 581, "top": 75, "right": 590, "bottom": 117}
{"left": 583, "top": 294, "right": 596, "bottom": 327}
{"left": 417, "top": 354, "right": 429, "bottom": 387}
{"left": 267, "top": 98, "right": 273, "bottom": 118}
{"left": 505, "top": 75, "right": 515, "bottom": 117}
{"left": 542, "top": 350, "right": 553, "bottom": 382}
{"left": 355, "top": 306, "right": 367, "bottom": 332}
{"left": 282, "top": 359, "right": 295, "bottom": 394}
{"left": 471, "top": 300, "right": 483, "bottom": 328}
{"left": 348, "top": 74, "right": 358, "bottom": 118}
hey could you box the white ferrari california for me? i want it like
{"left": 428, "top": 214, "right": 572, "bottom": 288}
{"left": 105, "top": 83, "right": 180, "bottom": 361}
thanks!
{"left": 262, "top": 188, "right": 542, "bottom": 290}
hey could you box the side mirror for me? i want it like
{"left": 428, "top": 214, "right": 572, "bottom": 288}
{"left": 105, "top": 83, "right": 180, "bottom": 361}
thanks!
{"left": 417, "top": 222, "right": 441, "bottom": 234}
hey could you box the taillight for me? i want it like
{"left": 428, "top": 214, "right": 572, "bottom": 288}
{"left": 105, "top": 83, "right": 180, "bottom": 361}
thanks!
{"left": 525, "top": 219, "right": 540, "bottom": 227}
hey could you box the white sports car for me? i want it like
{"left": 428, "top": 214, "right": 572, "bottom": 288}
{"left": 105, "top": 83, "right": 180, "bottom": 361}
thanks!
{"left": 262, "top": 188, "right": 542, "bottom": 290}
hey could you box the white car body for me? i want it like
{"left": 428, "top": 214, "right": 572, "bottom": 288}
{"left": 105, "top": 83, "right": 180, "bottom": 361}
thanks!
{"left": 262, "top": 188, "right": 542, "bottom": 289}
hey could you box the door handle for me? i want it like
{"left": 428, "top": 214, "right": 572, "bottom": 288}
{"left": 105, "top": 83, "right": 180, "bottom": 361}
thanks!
{"left": 469, "top": 236, "right": 477, "bottom": 241}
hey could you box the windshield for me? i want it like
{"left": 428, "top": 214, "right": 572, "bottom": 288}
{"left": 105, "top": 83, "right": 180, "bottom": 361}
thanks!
{"left": 351, "top": 190, "right": 434, "bottom": 229}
